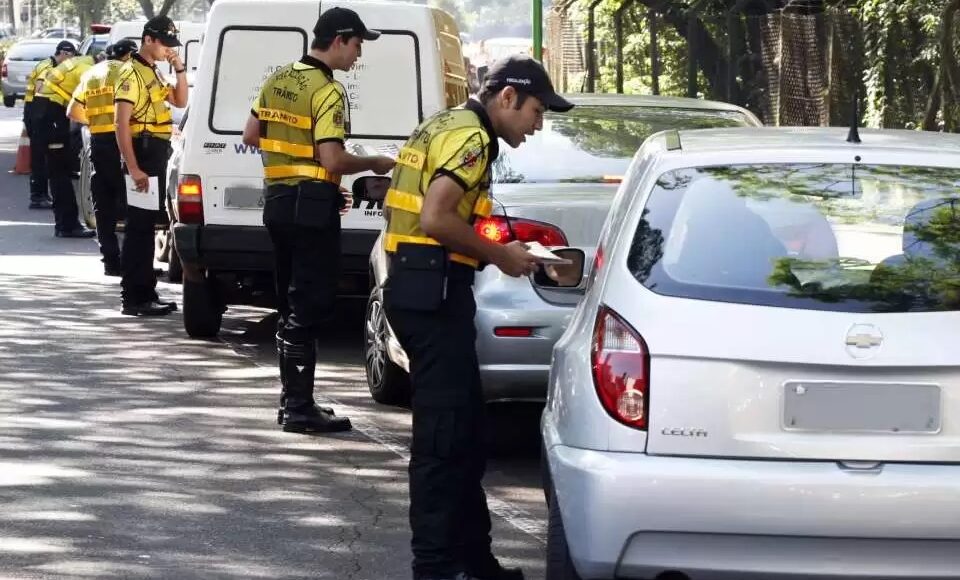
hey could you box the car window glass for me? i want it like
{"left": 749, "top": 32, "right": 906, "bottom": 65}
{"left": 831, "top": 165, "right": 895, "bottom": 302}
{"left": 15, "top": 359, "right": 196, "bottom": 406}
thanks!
{"left": 630, "top": 164, "right": 960, "bottom": 313}
{"left": 7, "top": 43, "right": 57, "bottom": 61}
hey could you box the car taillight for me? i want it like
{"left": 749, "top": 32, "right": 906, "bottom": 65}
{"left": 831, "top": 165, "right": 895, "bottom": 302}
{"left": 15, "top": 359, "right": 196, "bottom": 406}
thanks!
{"left": 177, "top": 174, "right": 204, "bottom": 224}
{"left": 474, "top": 215, "right": 568, "bottom": 246}
{"left": 2, "top": 63, "right": 8, "bottom": 79}
{"left": 591, "top": 305, "right": 649, "bottom": 430}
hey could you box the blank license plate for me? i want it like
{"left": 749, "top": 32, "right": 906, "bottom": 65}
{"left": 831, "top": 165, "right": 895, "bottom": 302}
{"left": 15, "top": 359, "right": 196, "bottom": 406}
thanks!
{"left": 783, "top": 382, "right": 941, "bottom": 434}
{"left": 223, "top": 187, "right": 263, "bottom": 209}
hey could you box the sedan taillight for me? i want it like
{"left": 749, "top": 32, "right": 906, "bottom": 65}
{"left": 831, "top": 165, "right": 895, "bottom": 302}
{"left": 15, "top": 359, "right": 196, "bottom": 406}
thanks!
{"left": 591, "top": 305, "right": 649, "bottom": 430}
{"left": 474, "top": 215, "right": 568, "bottom": 246}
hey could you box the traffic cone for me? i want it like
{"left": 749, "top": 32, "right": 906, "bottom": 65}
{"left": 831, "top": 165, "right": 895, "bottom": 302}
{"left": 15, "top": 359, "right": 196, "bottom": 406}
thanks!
{"left": 11, "top": 126, "right": 30, "bottom": 175}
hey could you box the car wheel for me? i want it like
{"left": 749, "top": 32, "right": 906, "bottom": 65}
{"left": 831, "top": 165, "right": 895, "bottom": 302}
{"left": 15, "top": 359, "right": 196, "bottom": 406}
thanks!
{"left": 364, "top": 287, "right": 410, "bottom": 405}
{"left": 78, "top": 145, "right": 96, "bottom": 229}
{"left": 3, "top": 95, "right": 15, "bottom": 108}
{"left": 167, "top": 241, "right": 183, "bottom": 283}
{"left": 182, "top": 278, "right": 223, "bottom": 338}
{"left": 547, "top": 486, "right": 584, "bottom": 580}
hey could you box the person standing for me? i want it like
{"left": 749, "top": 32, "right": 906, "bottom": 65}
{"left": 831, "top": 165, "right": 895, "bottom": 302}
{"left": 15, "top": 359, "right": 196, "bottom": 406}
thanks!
{"left": 241, "top": 7, "right": 394, "bottom": 434}
{"left": 24, "top": 41, "right": 75, "bottom": 210}
{"left": 68, "top": 40, "right": 137, "bottom": 276}
{"left": 114, "top": 17, "right": 187, "bottom": 316}
{"left": 33, "top": 48, "right": 97, "bottom": 238}
{"left": 382, "top": 55, "right": 573, "bottom": 580}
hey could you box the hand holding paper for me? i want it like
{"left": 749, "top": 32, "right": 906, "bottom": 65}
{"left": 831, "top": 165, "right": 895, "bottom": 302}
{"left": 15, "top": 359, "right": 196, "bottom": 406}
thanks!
{"left": 125, "top": 174, "right": 160, "bottom": 211}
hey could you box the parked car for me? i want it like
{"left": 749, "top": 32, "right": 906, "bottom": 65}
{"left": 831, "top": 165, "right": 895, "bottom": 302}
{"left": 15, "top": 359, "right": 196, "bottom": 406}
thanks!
{"left": 1, "top": 38, "right": 76, "bottom": 107}
{"left": 33, "top": 27, "right": 82, "bottom": 40}
{"left": 77, "top": 33, "right": 109, "bottom": 58}
{"left": 364, "top": 94, "right": 761, "bottom": 404}
{"left": 543, "top": 126, "right": 960, "bottom": 579}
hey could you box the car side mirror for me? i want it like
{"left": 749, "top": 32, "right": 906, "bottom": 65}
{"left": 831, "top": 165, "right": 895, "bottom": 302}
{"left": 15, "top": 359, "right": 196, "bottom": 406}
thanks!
{"left": 353, "top": 175, "right": 390, "bottom": 202}
{"left": 531, "top": 248, "right": 586, "bottom": 289}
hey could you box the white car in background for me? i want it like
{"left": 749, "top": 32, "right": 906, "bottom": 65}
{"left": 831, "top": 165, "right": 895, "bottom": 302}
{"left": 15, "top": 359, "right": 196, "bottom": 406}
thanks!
{"left": 543, "top": 126, "right": 960, "bottom": 579}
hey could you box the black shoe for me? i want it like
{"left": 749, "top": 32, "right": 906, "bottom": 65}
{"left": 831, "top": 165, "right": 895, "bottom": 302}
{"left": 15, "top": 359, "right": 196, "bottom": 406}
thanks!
{"left": 156, "top": 299, "right": 177, "bottom": 311}
{"left": 415, "top": 574, "right": 479, "bottom": 580}
{"left": 29, "top": 199, "right": 53, "bottom": 209}
{"left": 55, "top": 227, "right": 96, "bottom": 239}
{"left": 276, "top": 404, "right": 335, "bottom": 425}
{"left": 467, "top": 565, "right": 524, "bottom": 580}
{"left": 121, "top": 301, "right": 175, "bottom": 316}
{"left": 282, "top": 407, "right": 352, "bottom": 433}
{"left": 104, "top": 264, "right": 121, "bottom": 277}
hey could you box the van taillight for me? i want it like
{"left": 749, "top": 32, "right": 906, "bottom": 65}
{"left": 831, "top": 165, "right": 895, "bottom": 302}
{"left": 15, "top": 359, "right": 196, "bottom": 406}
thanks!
{"left": 591, "top": 305, "right": 649, "bottom": 430}
{"left": 177, "top": 174, "right": 203, "bottom": 224}
{"left": 2, "top": 63, "right": 8, "bottom": 79}
{"left": 474, "top": 216, "right": 568, "bottom": 246}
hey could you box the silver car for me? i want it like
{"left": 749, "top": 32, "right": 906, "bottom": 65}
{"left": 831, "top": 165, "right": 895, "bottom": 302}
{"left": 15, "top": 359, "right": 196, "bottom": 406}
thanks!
{"left": 365, "top": 94, "right": 761, "bottom": 405}
{"left": 543, "top": 126, "right": 960, "bottom": 579}
{"left": 1, "top": 38, "right": 75, "bottom": 107}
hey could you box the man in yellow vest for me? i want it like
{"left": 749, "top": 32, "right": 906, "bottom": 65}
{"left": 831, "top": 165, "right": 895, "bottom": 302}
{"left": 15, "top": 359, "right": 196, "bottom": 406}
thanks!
{"left": 68, "top": 40, "right": 137, "bottom": 276}
{"left": 114, "top": 16, "right": 187, "bottom": 317}
{"left": 241, "top": 7, "right": 394, "bottom": 433}
{"left": 34, "top": 49, "right": 97, "bottom": 238}
{"left": 24, "top": 40, "right": 75, "bottom": 210}
{"left": 382, "top": 55, "right": 572, "bottom": 580}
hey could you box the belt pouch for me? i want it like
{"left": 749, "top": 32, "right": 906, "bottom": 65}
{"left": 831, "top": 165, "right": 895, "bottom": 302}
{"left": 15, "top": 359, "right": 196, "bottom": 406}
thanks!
{"left": 294, "top": 180, "right": 339, "bottom": 229}
{"left": 385, "top": 243, "right": 447, "bottom": 311}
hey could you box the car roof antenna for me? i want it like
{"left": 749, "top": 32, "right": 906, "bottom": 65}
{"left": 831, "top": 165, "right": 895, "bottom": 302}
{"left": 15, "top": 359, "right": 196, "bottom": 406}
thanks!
{"left": 847, "top": 91, "right": 861, "bottom": 144}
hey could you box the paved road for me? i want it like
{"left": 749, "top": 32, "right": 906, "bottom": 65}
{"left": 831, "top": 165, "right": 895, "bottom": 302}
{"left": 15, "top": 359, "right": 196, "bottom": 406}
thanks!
{"left": 0, "top": 103, "right": 548, "bottom": 580}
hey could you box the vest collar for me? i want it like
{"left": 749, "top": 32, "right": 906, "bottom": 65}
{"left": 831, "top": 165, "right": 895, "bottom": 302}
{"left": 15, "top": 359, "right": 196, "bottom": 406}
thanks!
{"left": 465, "top": 98, "right": 499, "bottom": 162}
{"left": 47, "top": 56, "right": 56, "bottom": 67}
{"left": 132, "top": 52, "right": 155, "bottom": 69}
{"left": 299, "top": 55, "right": 333, "bottom": 79}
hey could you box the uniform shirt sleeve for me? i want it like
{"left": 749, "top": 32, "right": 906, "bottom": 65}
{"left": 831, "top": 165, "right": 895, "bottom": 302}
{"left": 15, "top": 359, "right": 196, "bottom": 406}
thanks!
{"left": 114, "top": 67, "right": 140, "bottom": 105}
{"left": 250, "top": 85, "right": 264, "bottom": 118}
{"left": 312, "top": 81, "right": 347, "bottom": 145}
{"left": 429, "top": 127, "right": 491, "bottom": 193}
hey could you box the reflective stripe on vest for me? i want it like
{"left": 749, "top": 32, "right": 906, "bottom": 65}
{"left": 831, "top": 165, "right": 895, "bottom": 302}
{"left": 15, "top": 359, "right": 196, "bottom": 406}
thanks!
{"left": 383, "top": 233, "right": 479, "bottom": 268}
{"left": 263, "top": 164, "right": 337, "bottom": 182}
{"left": 385, "top": 188, "right": 492, "bottom": 218}
{"left": 82, "top": 60, "right": 124, "bottom": 135}
{"left": 259, "top": 137, "right": 313, "bottom": 159}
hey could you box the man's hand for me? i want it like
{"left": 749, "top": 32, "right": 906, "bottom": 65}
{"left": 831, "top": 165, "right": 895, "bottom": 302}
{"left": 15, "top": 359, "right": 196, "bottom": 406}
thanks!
{"left": 339, "top": 190, "right": 353, "bottom": 216}
{"left": 495, "top": 241, "right": 539, "bottom": 277}
{"left": 129, "top": 167, "right": 149, "bottom": 192}
{"left": 166, "top": 49, "right": 185, "bottom": 72}
{"left": 371, "top": 156, "right": 395, "bottom": 175}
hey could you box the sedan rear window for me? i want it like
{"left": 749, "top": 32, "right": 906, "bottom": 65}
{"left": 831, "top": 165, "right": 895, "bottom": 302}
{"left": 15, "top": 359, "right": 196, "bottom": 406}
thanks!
{"left": 7, "top": 43, "right": 56, "bottom": 61}
{"left": 493, "top": 106, "right": 752, "bottom": 184}
{"left": 630, "top": 164, "right": 960, "bottom": 312}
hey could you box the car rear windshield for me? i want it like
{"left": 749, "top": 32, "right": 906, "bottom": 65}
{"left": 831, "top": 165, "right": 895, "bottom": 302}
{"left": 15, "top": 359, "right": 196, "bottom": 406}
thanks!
{"left": 492, "top": 106, "right": 752, "bottom": 184}
{"left": 630, "top": 164, "right": 960, "bottom": 312}
{"left": 7, "top": 43, "right": 55, "bottom": 61}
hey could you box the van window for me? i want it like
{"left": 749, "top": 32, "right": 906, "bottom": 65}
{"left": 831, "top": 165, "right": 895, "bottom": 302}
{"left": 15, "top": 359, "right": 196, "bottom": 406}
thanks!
{"left": 184, "top": 39, "right": 200, "bottom": 71}
{"left": 209, "top": 27, "right": 308, "bottom": 134}
{"left": 332, "top": 31, "right": 422, "bottom": 139}
{"left": 629, "top": 164, "right": 960, "bottom": 313}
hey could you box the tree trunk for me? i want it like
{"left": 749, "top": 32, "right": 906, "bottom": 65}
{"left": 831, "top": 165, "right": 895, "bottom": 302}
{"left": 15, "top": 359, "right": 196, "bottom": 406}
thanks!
{"left": 923, "top": 69, "right": 942, "bottom": 131}
{"left": 138, "top": 0, "right": 155, "bottom": 18}
{"left": 157, "top": 0, "right": 177, "bottom": 17}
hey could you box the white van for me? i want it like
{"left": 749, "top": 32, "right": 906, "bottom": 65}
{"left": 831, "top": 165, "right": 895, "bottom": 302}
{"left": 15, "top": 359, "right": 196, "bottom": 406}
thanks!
{"left": 169, "top": 0, "right": 468, "bottom": 337}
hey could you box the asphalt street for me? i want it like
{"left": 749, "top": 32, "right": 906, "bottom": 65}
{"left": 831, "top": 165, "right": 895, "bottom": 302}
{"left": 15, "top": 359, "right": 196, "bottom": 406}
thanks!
{"left": 0, "top": 103, "right": 548, "bottom": 580}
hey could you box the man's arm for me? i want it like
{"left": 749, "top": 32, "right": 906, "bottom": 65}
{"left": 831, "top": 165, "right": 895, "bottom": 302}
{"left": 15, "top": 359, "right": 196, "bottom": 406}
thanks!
{"left": 165, "top": 52, "right": 188, "bottom": 108}
{"left": 420, "top": 175, "right": 537, "bottom": 277}
{"left": 315, "top": 141, "right": 393, "bottom": 176}
{"left": 67, "top": 98, "right": 87, "bottom": 124}
{"left": 242, "top": 113, "right": 259, "bottom": 147}
{"left": 115, "top": 100, "right": 147, "bottom": 190}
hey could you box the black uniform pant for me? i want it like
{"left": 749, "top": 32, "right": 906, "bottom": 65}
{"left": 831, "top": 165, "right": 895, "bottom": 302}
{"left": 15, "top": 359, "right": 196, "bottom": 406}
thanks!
{"left": 385, "top": 277, "right": 493, "bottom": 578}
{"left": 24, "top": 101, "right": 49, "bottom": 201}
{"left": 263, "top": 181, "right": 342, "bottom": 343}
{"left": 120, "top": 136, "right": 170, "bottom": 307}
{"left": 91, "top": 134, "right": 125, "bottom": 267}
{"left": 33, "top": 98, "right": 81, "bottom": 232}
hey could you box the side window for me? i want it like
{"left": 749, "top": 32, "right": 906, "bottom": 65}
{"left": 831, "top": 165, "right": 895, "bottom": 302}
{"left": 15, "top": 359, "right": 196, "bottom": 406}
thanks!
{"left": 209, "top": 27, "right": 308, "bottom": 134}
{"left": 333, "top": 31, "right": 422, "bottom": 140}
{"left": 184, "top": 39, "right": 200, "bottom": 72}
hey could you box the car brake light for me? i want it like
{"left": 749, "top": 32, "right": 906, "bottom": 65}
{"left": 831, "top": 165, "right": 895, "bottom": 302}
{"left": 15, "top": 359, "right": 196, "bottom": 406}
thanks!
{"left": 177, "top": 174, "right": 204, "bottom": 224}
{"left": 591, "top": 305, "right": 649, "bottom": 430}
{"left": 474, "top": 216, "right": 568, "bottom": 246}
{"left": 2, "top": 63, "right": 7, "bottom": 79}
{"left": 494, "top": 326, "right": 534, "bottom": 337}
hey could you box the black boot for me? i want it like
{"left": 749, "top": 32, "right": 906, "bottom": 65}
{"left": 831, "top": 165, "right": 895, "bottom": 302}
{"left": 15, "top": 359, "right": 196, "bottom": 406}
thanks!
{"left": 276, "top": 334, "right": 333, "bottom": 424}
{"left": 466, "top": 557, "right": 524, "bottom": 580}
{"left": 280, "top": 339, "right": 350, "bottom": 433}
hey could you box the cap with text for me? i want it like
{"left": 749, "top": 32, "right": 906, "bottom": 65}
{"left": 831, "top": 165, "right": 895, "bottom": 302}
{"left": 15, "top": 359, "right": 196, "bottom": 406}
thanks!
{"left": 143, "top": 15, "right": 181, "bottom": 47}
{"left": 55, "top": 40, "right": 77, "bottom": 55}
{"left": 482, "top": 54, "right": 573, "bottom": 113}
{"left": 314, "top": 7, "right": 380, "bottom": 42}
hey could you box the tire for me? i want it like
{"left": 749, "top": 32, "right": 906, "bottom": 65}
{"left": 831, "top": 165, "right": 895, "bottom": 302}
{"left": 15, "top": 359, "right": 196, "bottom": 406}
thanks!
{"left": 363, "top": 287, "right": 410, "bottom": 405}
{"left": 167, "top": 242, "right": 183, "bottom": 283}
{"left": 78, "top": 145, "right": 96, "bottom": 229}
{"left": 182, "top": 278, "right": 223, "bottom": 338}
{"left": 546, "top": 486, "right": 584, "bottom": 580}
{"left": 3, "top": 94, "right": 15, "bottom": 107}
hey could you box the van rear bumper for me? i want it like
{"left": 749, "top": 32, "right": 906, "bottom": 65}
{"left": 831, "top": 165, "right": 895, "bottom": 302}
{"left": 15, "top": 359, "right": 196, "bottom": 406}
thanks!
{"left": 173, "top": 224, "right": 378, "bottom": 273}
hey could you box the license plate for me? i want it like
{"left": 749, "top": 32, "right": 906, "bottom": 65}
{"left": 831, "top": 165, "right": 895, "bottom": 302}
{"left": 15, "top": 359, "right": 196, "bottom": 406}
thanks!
{"left": 223, "top": 186, "right": 263, "bottom": 209}
{"left": 17, "top": 75, "right": 26, "bottom": 82}
{"left": 783, "top": 382, "right": 941, "bottom": 434}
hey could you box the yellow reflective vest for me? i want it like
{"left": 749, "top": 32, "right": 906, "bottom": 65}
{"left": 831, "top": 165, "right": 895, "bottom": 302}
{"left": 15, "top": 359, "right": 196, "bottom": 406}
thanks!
{"left": 384, "top": 101, "right": 496, "bottom": 269}
{"left": 114, "top": 53, "right": 174, "bottom": 139}
{"left": 25, "top": 57, "right": 55, "bottom": 103}
{"left": 74, "top": 59, "right": 127, "bottom": 134}
{"left": 38, "top": 55, "right": 96, "bottom": 106}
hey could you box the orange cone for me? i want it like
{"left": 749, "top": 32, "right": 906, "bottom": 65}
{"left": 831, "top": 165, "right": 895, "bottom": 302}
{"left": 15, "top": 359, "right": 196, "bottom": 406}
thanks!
{"left": 11, "top": 127, "right": 30, "bottom": 175}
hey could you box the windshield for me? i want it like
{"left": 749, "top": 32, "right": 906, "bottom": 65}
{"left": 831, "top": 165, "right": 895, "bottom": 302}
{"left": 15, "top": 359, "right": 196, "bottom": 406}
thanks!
{"left": 630, "top": 163, "right": 960, "bottom": 313}
{"left": 7, "top": 43, "right": 56, "bottom": 61}
{"left": 492, "top": 106, "right": 752, "bottom": 184}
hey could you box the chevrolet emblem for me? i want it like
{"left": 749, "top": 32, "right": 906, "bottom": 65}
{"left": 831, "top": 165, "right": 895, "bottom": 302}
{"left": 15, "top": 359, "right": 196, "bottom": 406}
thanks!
{"left": 846, "top": 333, "right": 882, "bottom": 348}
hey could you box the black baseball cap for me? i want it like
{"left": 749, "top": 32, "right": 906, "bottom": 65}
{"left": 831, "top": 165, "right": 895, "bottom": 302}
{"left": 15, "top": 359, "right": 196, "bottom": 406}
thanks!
{"left": 108, "top": 39, "right": 137, "bottom": 59}
{"left": 314, "top": 7, "right": 380, "bottom": 42}
{"left": 482, "top": 54, "right": 574, "bottom": 113}
{"left": 55, "top": 40, "right": 77, "bottom": 55}
{"left": 143, "top": 16, "right": 181, "bottom": 47}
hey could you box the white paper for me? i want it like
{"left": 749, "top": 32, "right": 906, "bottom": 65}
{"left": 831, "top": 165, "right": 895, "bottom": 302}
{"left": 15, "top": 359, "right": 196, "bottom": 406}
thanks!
{"left": 125, "top": 175, "right": 160, "bottom": 210}
{"left": 525, "top": 241, "right": 573, "bottom": 264}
